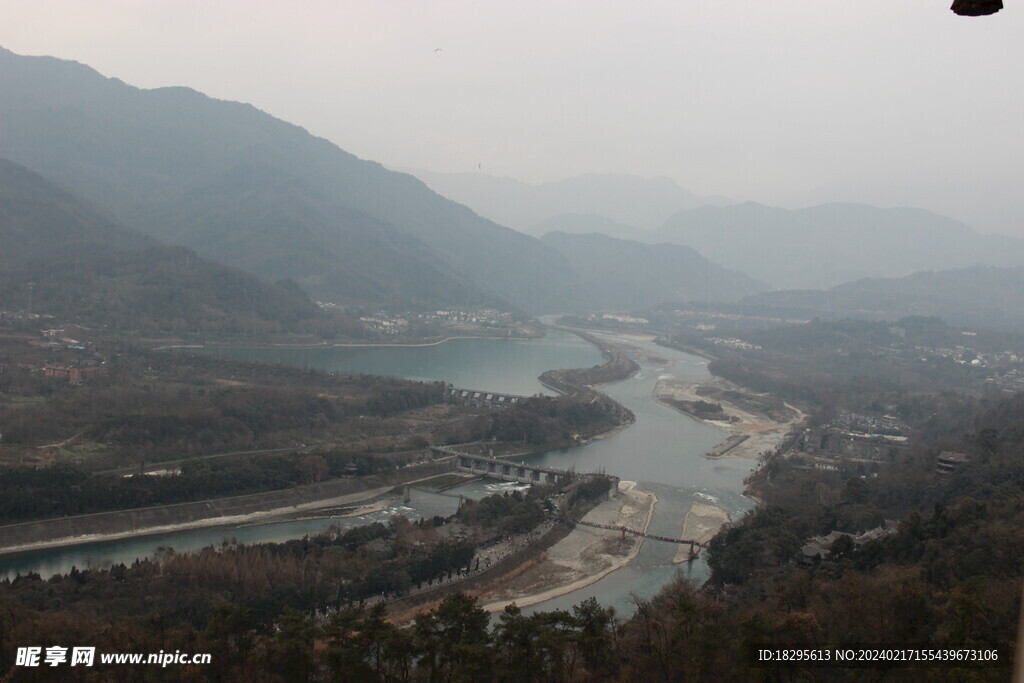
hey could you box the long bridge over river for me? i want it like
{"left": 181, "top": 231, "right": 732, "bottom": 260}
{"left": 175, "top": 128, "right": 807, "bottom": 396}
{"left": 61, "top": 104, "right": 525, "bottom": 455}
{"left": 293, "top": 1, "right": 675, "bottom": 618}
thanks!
{"left": 574, "top": 518, "right": 706, "bottom": 556}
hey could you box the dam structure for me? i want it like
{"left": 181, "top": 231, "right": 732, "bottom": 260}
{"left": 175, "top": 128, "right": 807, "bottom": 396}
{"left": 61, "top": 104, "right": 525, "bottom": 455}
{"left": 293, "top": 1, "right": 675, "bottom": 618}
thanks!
{"left": 432, "top": 446, "right": 619, "bottom": 496}
{"left": 444, "top": 385, "right": 531, "bottom": 408}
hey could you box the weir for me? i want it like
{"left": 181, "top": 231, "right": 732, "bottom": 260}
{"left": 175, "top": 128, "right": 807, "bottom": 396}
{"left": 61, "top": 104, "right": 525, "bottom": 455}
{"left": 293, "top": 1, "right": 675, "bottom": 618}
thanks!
{"left": 444, "top": 385, "right": 531, "bottom": 408}
{"left": 432, "top": 446, "right": 619, "bottom": 495}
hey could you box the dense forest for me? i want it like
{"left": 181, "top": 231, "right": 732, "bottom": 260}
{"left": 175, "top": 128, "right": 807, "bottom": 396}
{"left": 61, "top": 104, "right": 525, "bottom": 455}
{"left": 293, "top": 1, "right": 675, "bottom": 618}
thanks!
{"left": 659, "top": 317, "right": 1018, "bottom": 432}
{"left": 0, "top": 342, "right": 449, "bottom": 479}
{"left": 480, "top": 395, "right": 624, "bottom": 448}
{"left": 686, "top": 393, "right": 1024, "bottom": 679}
{"left": 1, "top": 383, "right": 1018, "bottom": 681}
{"left": 0, "top": 483, "right": 626, "bottom": 681}
{"left": 0, "top": 318, "right": 1020, "bottom": 679}
{"left": 711, "top": 328, "right": 985, "bottom": 411}
{"left": 0, "top": 449, "right": 408, "bottom": 525}
{"left": 0, "top": 335, "right": 628, "bottom": 522}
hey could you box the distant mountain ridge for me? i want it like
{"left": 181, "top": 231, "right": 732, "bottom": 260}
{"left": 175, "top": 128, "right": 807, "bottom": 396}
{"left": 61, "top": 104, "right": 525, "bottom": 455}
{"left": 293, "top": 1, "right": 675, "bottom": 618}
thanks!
{"left": 540, "top": 232, "right": 770, "bottom": 310}
{"left": 0, "top": 158, "right": 156, "bottom": 263}
{"left": 407, "top": 167, "right": 1024, "bottom": 295}
{"left": 532, "top": 214, "right": 655, "bottom": 244}
{"left": 654, "top": 201, "right": 1024, "bottom": 290}
{"left": 0, "top": 158, "right": 328, "bottom": 334}
{"left": 741, "top": 265, "right": 1024, "bottom": 331}
{"left": 0, "top": 45, "right": 574, "bottom": 312}
{"left": 407, "top": 169, "right": 733, "bottom": 233}
{"left": 11, "top": 45, "right": 1017, "bottom": 319}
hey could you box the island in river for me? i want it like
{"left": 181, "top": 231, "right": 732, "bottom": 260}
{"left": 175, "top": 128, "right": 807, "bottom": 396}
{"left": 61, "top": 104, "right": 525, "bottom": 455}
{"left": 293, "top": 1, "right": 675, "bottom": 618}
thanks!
{"left": 654, "top": 375, "right": 804, "bottom": 461}
{"left": 479, "top": 480, "right": 655, "bottom": 612}
{"left": 0, "top": 326, "right": 789, "bottom": 624}
{"left": 402, "top": 331, "right": 802, "bottom": 614}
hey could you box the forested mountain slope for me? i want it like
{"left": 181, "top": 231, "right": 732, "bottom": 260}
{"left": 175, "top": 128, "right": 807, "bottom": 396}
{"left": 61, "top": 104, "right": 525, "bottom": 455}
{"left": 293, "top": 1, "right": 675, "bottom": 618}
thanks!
{"left": 541, "top": 231, "right": 770, "bottom": 309}
{"left": 657, "top": 201, "right": 1024, "bottom": 290}
{"left": 0, "top": 159, "right": 328, "bottom": 334}
{"left": 0, "top": 46, "right": 574, "bottom": 312}
{"left": 742, "top": 265, "right": 1024, "bottom": 332}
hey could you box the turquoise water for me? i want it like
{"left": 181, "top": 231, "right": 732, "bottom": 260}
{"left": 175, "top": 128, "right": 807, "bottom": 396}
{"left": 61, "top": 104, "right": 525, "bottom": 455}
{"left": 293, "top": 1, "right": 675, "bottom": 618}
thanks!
{"left": 202, "top": 329, "right": 605, "bottom": 397}
{"left": 0, "top": 489, "right": 458, "bottom": 581}
{"left": 0, "top": 329, "right": 602, "bottom": 580}
{"left": 0, "top": 329, "right": 756, "bottom": 616}
{"left": 512, "top": 333, "right": 754, "bottom": 615}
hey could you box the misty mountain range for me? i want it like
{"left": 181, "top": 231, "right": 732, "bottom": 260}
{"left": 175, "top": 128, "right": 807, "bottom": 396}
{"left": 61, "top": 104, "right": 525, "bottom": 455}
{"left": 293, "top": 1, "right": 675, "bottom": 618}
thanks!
{"left": 531, "top": 214, "right": 655, "bottom": 245}
{"left": 540, "top": 232, "right": 768, "bottom": 310}
{"left": 0, "top": 159, "right": 326, "bottom": 334}
{"left": 655, "top": 202, "right": 1024, "bottom": 290}
{"left": 408, "top": 168, "right": 733, "bottom": 233}
{"left": 411, "top": 169, "right": 1024, "bottom": 293}
{"left": 740, "top": 266, "right": 1024, "bottom": 332}
{"left": 4, "top": 44, "right": 1024, "bottom": 331}
{"left": 0, "top": 46, "right": 570, "bottom": 313}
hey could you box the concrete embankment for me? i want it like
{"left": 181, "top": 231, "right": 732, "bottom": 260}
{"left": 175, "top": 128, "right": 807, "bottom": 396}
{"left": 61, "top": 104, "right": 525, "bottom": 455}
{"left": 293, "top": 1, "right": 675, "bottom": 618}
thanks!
{"left": 537, "top": 327, "right": 639, "bottom": 431}
{"left": 541, "top": 327, "right": 640, "bottom": 395}
{"left": 385, "top": 522, "right": 574, "bottom": 623}
{"left": 704, "top": 434, "right": 749, "bottom": 458}
{"left": 0, "top": 460, "right": 452, "bottom": 552}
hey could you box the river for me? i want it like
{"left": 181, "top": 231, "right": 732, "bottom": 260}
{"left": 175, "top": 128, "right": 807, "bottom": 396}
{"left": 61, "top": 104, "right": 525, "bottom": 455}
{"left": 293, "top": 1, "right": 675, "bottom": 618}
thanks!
{"left": 199, "top": 331, "right": 605, "bottom": 396}
{"left": 0, "top": 329, "right": 601, "bottom": 580}
{"left": 513, "top": 332, "right": 754, "bottom": 615}
{"left": 0, "top": 328, "right": 755, "bottom": 615}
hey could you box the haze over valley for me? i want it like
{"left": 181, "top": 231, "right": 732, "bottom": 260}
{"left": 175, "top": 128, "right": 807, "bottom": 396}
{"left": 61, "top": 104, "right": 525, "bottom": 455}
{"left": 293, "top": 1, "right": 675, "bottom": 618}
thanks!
{"left": 6, "top": 43, "right": 1024, "bottom": 330}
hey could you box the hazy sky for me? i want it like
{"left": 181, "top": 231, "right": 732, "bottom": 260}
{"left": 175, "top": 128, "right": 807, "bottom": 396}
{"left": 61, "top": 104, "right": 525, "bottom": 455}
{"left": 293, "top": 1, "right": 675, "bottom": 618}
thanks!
{"left": 2, "top": 1, "right": 1022, "bottom": 235}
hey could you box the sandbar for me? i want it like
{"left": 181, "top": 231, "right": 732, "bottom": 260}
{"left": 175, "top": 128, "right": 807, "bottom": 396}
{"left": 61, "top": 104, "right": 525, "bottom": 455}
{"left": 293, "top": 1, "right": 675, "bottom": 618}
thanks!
{"left": 480, "top": 480, "right": 656, "bottom": 611}
{"left": 654, "top": 377, "right": 804, "bottom": 460}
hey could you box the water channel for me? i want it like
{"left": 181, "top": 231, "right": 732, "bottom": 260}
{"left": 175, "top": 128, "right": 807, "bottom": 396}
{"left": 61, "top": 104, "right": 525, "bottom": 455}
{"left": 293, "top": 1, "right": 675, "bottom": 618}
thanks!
{"left": 0, "top": 328, "right": 755, "bottom": 615}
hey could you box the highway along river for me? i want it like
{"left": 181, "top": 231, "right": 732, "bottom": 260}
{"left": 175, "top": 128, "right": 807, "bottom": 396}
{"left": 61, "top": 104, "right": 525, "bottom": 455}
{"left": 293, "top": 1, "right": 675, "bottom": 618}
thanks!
{"left": 0, "top": 329, "right": 755, "bottom": 614}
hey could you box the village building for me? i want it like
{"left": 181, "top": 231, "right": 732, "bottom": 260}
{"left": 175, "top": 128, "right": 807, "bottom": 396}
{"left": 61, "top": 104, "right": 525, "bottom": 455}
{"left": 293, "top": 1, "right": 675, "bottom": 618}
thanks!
{"left": 936, "top": 450, "right": 970, "bottom": 474}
